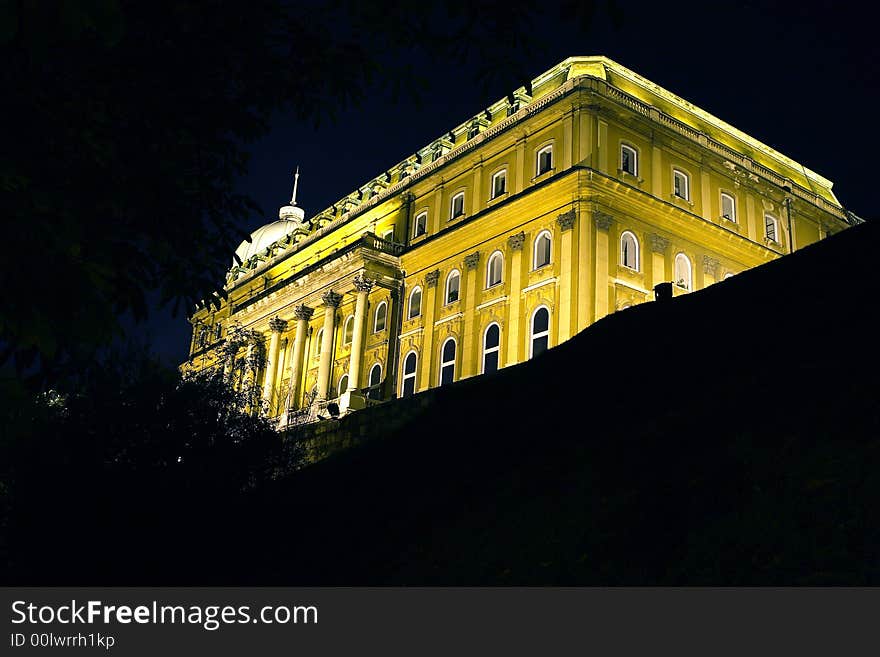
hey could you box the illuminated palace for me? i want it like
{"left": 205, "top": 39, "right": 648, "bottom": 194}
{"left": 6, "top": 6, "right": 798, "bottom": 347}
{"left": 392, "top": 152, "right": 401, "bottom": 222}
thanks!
{"left": 183, "top": 56, "right": 857, "bottom": 423}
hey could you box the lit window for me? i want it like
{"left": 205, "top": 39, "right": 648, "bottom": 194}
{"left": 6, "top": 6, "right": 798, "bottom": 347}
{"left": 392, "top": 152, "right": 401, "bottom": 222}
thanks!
{"left": 382, "top": 228, "right": 394, "bottom": 242}
{"left": 674, "top": 253, "right": 692, "bottom": 290}
{"left": 445, "top": 270, "right": 460, "bottom": 304}
{"left": 440, "top": 338, "right": 456, "bottom": 386}
{"left": 413, "top": 211, "right": 428, "bottom": 238}
{"left": 721, "top": 192, "right": 736, "bottom": 222}
{"left": 315, "top": 328, "right": 324, "bottom": 356}
{"left": 214, "top": 323, "right": 222, "bottom": 340}
{"left": 620, "top": 231, "right": 639, "bottom": 271}
{"left": 764, "top": 214, "right": 778, "bottom": 242}
{"left": 487, "top": 251, "right": 503, "bottom": 287}
{"left": 621, "top": 144, "right": 638, "bottom": 176}
{"left": 337, "top": 374, "right": 349, "bottom": 397}
{"left": 373, "top": 301, "right": 387, "bottom": 333}
{"left": 530, "top": 307, "right": 550, "bottom": 358}
{"left": 408, "top": 286, "right": 422, "bottom": 319}
{"left": 533, "top": 230, "right": 552, "bottom": 269}
{"left": 450, "top": 192, "right": 465, "bottom": 219}
{"left": 491, "top": 169, "right": 507, "bottom": 199}
{"left": 343, "top": 315, "right": 354, "bottom": 345}
{"left": 482, "top": 323, "right": 501, "bottom": 374}
{"left": 536, "top": 145, "right": 554, "bottom": 176}
{"left": 368, "top": 363, "right": 382, "bottom": 400}
{"left": 401, "top": 351, "right": 418, "bottom": 397}
{"left": 673, "top": 169, "right": 690, "bottom": 200}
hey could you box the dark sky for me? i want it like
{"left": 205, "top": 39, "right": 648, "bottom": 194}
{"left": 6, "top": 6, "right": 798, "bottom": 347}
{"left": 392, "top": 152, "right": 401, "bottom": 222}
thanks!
{"left": 144, "top": 1, "right": 877, "bottom": 366}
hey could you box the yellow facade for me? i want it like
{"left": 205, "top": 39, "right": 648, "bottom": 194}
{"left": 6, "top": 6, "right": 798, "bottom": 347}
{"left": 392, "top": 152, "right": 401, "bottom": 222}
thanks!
{"left": 183, "top": 56, "right": 855, "bottom": 423}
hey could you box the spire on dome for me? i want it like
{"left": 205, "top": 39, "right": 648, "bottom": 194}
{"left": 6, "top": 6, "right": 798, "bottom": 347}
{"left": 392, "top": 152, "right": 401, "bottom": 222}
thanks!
{"left": 279, "top": 166, "right": 305, "bottom": 222}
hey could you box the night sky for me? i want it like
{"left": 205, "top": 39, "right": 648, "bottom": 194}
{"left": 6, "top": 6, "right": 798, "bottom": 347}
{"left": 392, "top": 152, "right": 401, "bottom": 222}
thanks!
{"left": 144, "top": 1, "right": 877, "bottom": 366}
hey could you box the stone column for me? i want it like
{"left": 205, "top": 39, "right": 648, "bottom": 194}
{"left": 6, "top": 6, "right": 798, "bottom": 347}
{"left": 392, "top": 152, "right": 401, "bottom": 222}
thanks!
{"left": 505, "top": 232, "right": 525, "bottom": 366}
{"left": 594, "top": 211, "right": 613, "bottom": 320}
{"left": 702, "top": 255, "right": 720, "bottom": 288}
{"left": 556, "top": 209, "right": 576, "bottom": 343}
{"left": 649, "top": 233, "right": 670, "bottom": 290}
{"left": 316, "top": 290, "right": 342, "bottom": 400}
{"left": 261, "top": 317, "right": 287, "bottom": 409}
{"left": 285, "top": 304, "right": 313, "bottom": 411}
{"left": 420, "top": 269, "right": 440, "bottom": 390}
{"left": 347, "top": 274, "right": 374, "bottom": 391}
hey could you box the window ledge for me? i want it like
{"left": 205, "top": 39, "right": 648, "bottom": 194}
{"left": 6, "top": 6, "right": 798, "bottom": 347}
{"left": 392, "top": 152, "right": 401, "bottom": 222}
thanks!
{"left": 487, "top": 192, "right": 507, "bottom": 206}
{"left": 618, "top": 169, "right": 644, "bottom": 185}
{"left": 720, "top": 216, "right": 738, "bottom": 226}
{"left": 532, "top": 168, "right": 556, "bottom": 183}
{"left": 618, "top": 264, "right": 641, "bottom": 275}
{"left": 448, "top": 212, "right": 467, "bottom": 222}
{"left": 671, "top": 194, "right": 694, "bottom": 208}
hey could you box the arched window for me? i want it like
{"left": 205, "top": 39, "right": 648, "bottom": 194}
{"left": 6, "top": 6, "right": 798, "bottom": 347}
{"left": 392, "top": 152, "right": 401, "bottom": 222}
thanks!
{"left": 450, "top": 192, "right": 465, "bottom": 220}
{"left": 482, "top": 323, "right": 501, "bottom": 374}
{"left": 533, "top": 230, "right": 552, "bottom": 269}
{"left": 721, "top": 192, "right": 736, "bottom": 222}
{"left": 439, "top": 338, "right": 456, "bottom": 386}
{"left": 314, "top": 328, "right": 324, "bottom": 356}
{"left": 337, "top": 374, "right": 349, "bottom": 397}
{"left": 367, "top": 363, "right": 382, "bottom": 400}
{"left": 491, "top": 169, "right": 507, "bottom": 199}
{"left": 486, "top": 251, "right": 503, "bottom": 287}
{"left": 445, "top": 270, "right": 460, "bottom": 304}
{"left": 621, "top": 144, "right": 638, "bottom": 176}
{"left": 764, "top": 214, "right": 779, "bottom": 242}
{"left": 536, "top": 144, "right": 554, "bottom": 176}
{"left": 620, "top": 231, "right": 639, "bottom": 271}
{"left": 343, "top": 315, "right": 354, "bottom": 345}
{"left": 674, "top": 253, "right": 692, "bottom": 290}
{"left": 401, "top": 351, "right": 418, "bottom": 397}
{"left": 408, "top": 286, "right": 422, "bottom": 319}
{"left": 413, "top": 211, "right": 428, "bottom": 238}
{"left": 530, "top": 307, "right": 550, "bottom": 358}
{"left": 373, "top": 301, "right": 387, "bottom": 333}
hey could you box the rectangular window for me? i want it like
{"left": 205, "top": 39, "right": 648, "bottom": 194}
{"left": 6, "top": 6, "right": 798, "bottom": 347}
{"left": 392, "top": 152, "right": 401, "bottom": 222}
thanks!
{"left": 537, "top": 146, "right": 553, "bottom": 176}
{"left": 382, "top": 228, "right": 394, "bottom": 242}
{"left": 721, "top": 193, "right": 736, "bottom": 222}
{"left": 765, "top": 215, "right": 778, "bottom": 242}
{"left": 491, "top": 170, "right": 507, "bottom": 199}
{"left": 413, "top": 212, "right": 427, "bottom": 237}
{"left": 621, "top": 145, "right": 638, "bottom": 176}
{"left": 673, "top": 169, "right": 689, "bottom": 200}
{"left": 450, "top": 193, "right": 465, "bottom": 219}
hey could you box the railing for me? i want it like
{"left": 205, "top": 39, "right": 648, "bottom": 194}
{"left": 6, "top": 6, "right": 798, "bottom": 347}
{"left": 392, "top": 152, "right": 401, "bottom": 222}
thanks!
{"left": 361, "top": 232, "right": 405, "bottom": 256}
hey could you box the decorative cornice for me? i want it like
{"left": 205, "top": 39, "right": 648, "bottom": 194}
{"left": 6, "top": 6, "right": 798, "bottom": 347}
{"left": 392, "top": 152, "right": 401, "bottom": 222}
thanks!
{"left": 649, "top": 233, "right": 670, "bottom": 253}
{"left": 593, "top": 211, "right": 613, "bottom": 231}
{"left": 464, "top": 252, "right": 481, "bottom": 270}
{"left": 703, "top": 255, "right": 720, "bottom": 275}
{"left": 556, "top": 209, "right": 576, "bottom": 231}
{"left": 353, "top": 273, "right": 375, "bottom": 293}
{"left": 507, "top": 231, "right": 526, "bottom": 250}
{"left": 321, "top": 290, "right": 343, "bottom": 308}
{"left": 425, "top": 269, "right": 441, "bottom": 288}
{"left": 293, "top": 304, "right": 314, "bottom": 321}
{"left": 268, "top": 317, "right": 287, "bottom": 333}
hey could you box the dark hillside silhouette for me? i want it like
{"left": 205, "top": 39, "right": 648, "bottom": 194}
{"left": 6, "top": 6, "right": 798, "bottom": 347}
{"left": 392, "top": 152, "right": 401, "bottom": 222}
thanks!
{"left": 5, "top": 218, "right": 877, "bottom": 584}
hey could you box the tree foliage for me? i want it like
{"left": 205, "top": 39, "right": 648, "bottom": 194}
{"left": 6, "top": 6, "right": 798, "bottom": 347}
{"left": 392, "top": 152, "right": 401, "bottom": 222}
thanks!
{"left": 1, "top": 0, "right": 603, "bottom": 385}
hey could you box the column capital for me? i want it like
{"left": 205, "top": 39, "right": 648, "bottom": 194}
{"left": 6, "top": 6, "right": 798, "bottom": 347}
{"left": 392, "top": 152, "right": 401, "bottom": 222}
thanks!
{"left": 268, "top": 317, "right": 287, "bottom": 333}
{"left": 425, "top": 269, "right": 441, "bottom": 288}
{"left": 649, "top": 233, "right": 670, "bottom": 253}
{"left": 321, "top": 290, "right": 343, "bottom": 308}
{"left": 703, "top": 254, "right": 720, "bottom": 275}
{"left": 353, "top": 273, "right": 375, "bottom": 293}
{"left": 507, "top": 231, "right": 526, "bottom": 250}
{"left": 593, "top": 211, "right": 613, "bottom": 231}
{"left": 464, "top": 252, "right": 481, "bottom": 270}
{"left": 293, "top": 304, "right": 314, "bottom": 321}
{"left": 556, "top": 209, "right": 576, "bottom": 231}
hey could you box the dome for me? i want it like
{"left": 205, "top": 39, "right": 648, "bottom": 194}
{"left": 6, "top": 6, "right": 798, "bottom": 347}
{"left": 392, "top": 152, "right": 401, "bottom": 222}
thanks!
{"left": 233, "top": 219, "right": 299, "bottom": 267}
